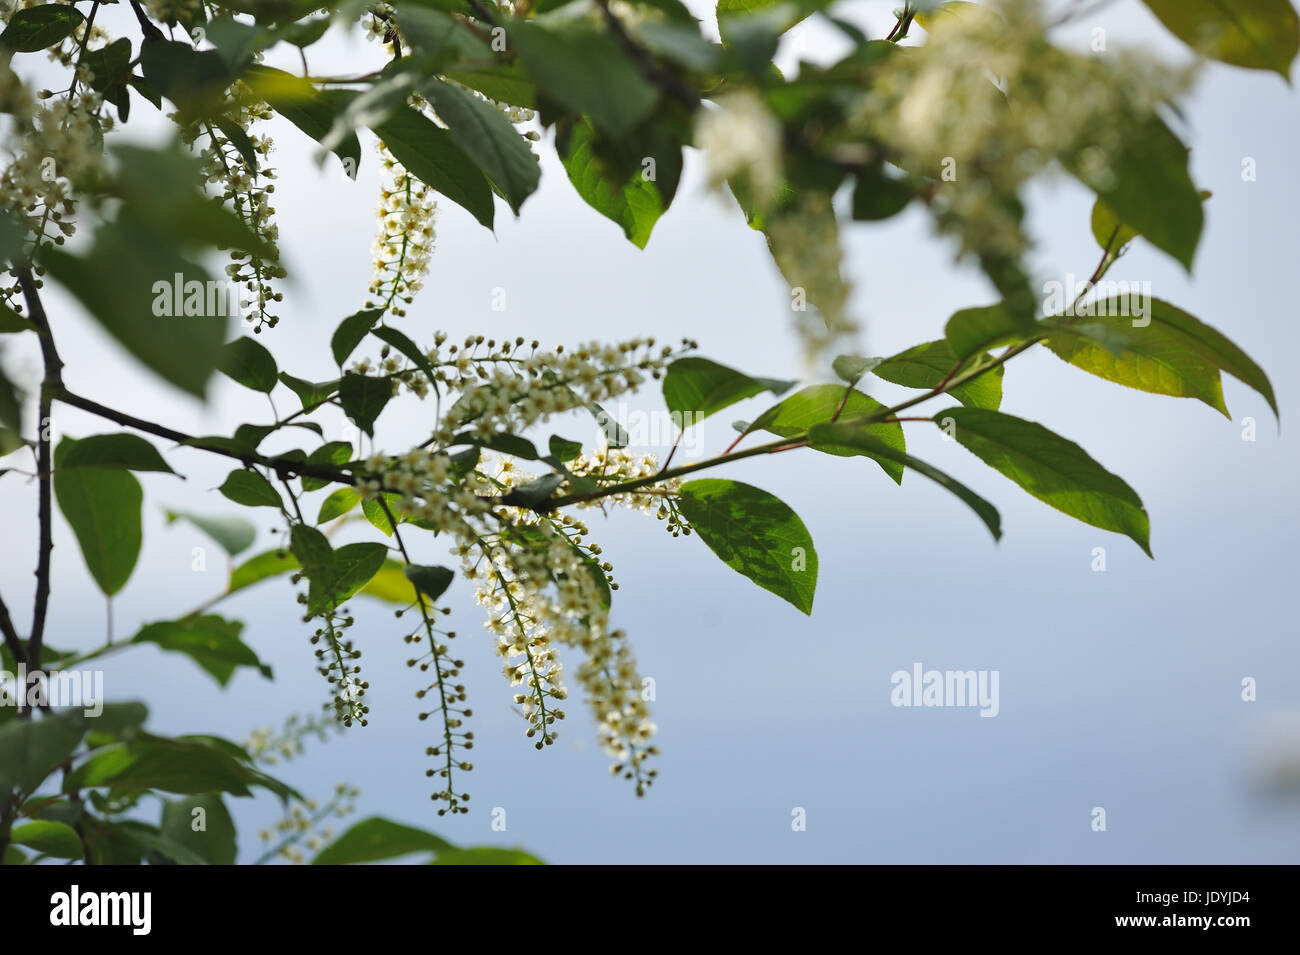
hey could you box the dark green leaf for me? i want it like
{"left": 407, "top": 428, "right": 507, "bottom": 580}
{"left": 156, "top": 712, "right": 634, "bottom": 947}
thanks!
{"left": 306, "top": 542, "right": 389, "bottom": 614}
{"left": 404, "top": 564, "right": 455, "bottom": 603}
{"left": 0, "top": 5, "right": 86, "bottom": 52}
{"left": 332, "top": 309, "right": 382, "bottom": 366}
{"left": 53, "top": 438, "right": 142, "bottom": 596}
{"left": 339, "top": 373, "right": 393, "bottom": 436}
{"left": 279, "top": 373, "right": 339, "bottom": 413}
{"left": 60, "top": 433, "right": 176, "bottom": 474}
{"left": 218, "top": 469, "right": 283, "bottom": 509}
{"left": 132, "top": 616, "right": 271, "bottom": 687}
{"left": 421, "top": 78, "right": 541, "bottom": 213}
{"left": 508, "top": 20, "right": 660, "bottom": 137}
{"left": 217, "top": 337, "right": 278, "bottom": 392}
{"left": 373, "top": 106, "right": 495, "bottom": 229}
{"left": 371, "top": 325, "right": 438, "bottom": 383}
{"left": 244, "top": 66, "right": 362, "bottom": 174}
{"left": 662, "top": 357, "right": 794, "bottom": 422}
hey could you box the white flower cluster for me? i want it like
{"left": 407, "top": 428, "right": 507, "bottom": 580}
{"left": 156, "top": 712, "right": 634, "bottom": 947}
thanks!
{"left": 365, "top": 142, "right": 437, "bottom": 317}
{"left": 0, "top": 66, "right": 105, "bottom": 312}
{"left": 697, "top": 89, "right": 784, "bottom": 206}
{"left": 852, "top": 0, "right": 1192, "bottom": 263}
{"left": 466, "top": 515, "right": 657, "bottom": 793}
{"left": 440, "top": 338, "right": 688, "bottom": 442}
{"left": 568, "top": 448, "right": 680, "bottom": 518}
{"left": 766, "top": 191, "right": 857, "bottom": 360}
{"left": 192, "top": 91, "right": 286, "bottom": 331}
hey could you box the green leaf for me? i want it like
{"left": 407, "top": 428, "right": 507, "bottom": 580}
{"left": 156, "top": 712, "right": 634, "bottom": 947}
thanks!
{"left": 114, "top": 821, "right": 213, "bottom": 866}
{"left": 132, "top": 615, "right": 272, "bottom": 687}
{"left": 1140, "top": 0, "right": 1299, "bottom": 77}
{"left": 662, "top": 357, "right": 794, "bottom": 422}
{"left": 404, "top": 564, "right": 455, "bottom": 603}
{"left": 0, "top": 303, "right": 35, "bottom": 333}
{"left": 373, "top": 106, "right": 496, "bottom": 229}
{"left": 0, "top": 711, "right": 87, "bottom": 794}
{"left": 217, "top": 337, "right": 278, "bottom": 392}
{"left": 2, "top": 845, "right": 27, "bottom": 865}
{"left": 561, "top": 119, "right": 664, "bottom": 249}
{"left": 41, "top": 220, "right": 229, "bottom": 398}
{"left": 851, "top": 166, "right": 914, "bottom": 220}
{"left": 306, "top": 542, "right": 389, "bottom": 614}
{"left": 873, "top": 340, "right": 1004, "bottom": 410}
{"left": 279, "top": 373, "right": 339, "bottom": 413}
{"left": 10, "top": 820, "right": 82, "bottom": 859}
{"left": 1067, "top": 114, "right": 1202, "bottom": 270}
{"left": 421, "top": 78, "right": 541, "bottom": 214}
{"left": 60, "top": 433, "right": 176, "bottom": 474}
{"left": 1090, "top": 198, "right": 1140, "bottom": 256}
{"left": 361, "top": 494, "right": 402, "bottom": 536}
{"left": 1047, "top": 298, "right": 1277, "bottom": 419}
{"left": 66, "top": 735, "right": 290, "bottom": 798}
{"left": 160, "top": 795, "right": 237, "bottom": 865}
{"left": 808, "top": 422, "right": 1003, "bottom": 540}
{"left": 244, "top": 66, "right": 362, "bottom": 174}
{"left": 0, "top": 5, "right": 86, "bottom": 53}
{"left": 302, "top": 441, "right": 354, "bottom": 492}
{"left": 937, "top": 407, "right": 1151, "bottom": 556}
{"left": 944, "top": 304, "right": 1026, "bottom": 361}
{"left": 830, "top": 354, "right": 878, "bottom": 385}
{"left": 371, "top": 325, "right": 438, "bottom": 383}
{"left": 339, "top": 373, "right": 393, "bottom": 437}
{"left": 312, "top": 816, "right": 453, "bottom": 865}
{"left": 165, "top": 510, "right": 257, "bottom": 556}
{"left": 430, "top": 847, "right": 545, "bottom": 865}
{"left": 229, "top": 548, "right": 299, "bottom": 594}
{"left": 548, "top": 434, "right": 582, "bottom": 461}
{"left": 332, "top": 309, "right": 382, "bottom": 366}
{"left": 218, "top": 469, "right": 283, "bottom": 509}
{"left": 677, "top": 478, "right": 818, "bottom": 614}
{"left": 508, "top": 20, "right": 660, "bottom": 137}
{"left": 53, "top": 438, "right": 142, "bottom": 597}
{"left": 750, "top": 384, "right": 906, "bottom": 483}
{"left": 317, "top": 486, "right": 361, "bottom": 523}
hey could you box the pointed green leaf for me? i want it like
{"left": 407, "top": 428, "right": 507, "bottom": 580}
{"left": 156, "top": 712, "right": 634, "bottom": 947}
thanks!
{"left": 677, "top": 478, "right": 818, "bottom": 614}
{"left": 662, "top": 357, "right": 794, "bottom": 422}
{"left": 873, "top": 340, "right": 1004, "bottom": 410}
{"left": 937, "top": 407, "right": 1151, "bottom": 556}
{"left": 1140, "top": 0, "right": 1299, "bottom": 77}
{"left": 53, "top": 438, "right": 143, "bottom": 596}
{"left": 218, "top": 336, "right": 278, "bottom": 392}
{"left": 60, "top": 433, "right": 176, "bottom": 474}
{"left": 750, "top": 384, "right": 905, "bottom": 483}
{"left": 218, "top": 469, "right": 282, "bottom": 508}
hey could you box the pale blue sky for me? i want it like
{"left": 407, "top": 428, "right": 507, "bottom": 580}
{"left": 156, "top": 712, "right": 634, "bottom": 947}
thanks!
{"left": 2, "top": 0, "right": 1298, "bottom": 862}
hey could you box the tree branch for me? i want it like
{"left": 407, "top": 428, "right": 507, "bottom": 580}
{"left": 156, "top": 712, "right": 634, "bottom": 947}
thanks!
{"left": 18, "top": 267, "right": 61, "bottom": 671}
